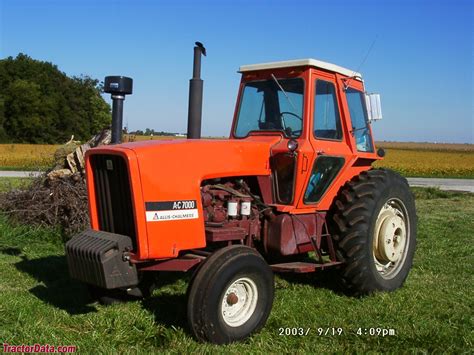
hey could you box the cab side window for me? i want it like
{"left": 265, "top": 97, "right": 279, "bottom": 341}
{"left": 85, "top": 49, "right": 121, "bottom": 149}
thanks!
{"left": 314, "top": 80, "right": 342, "bottom": 140}
{"left": 345, "top": 88, "right": 374, "bottom": 152}
{"left": 304, "top": 156, "right": 344, "bottom": 203}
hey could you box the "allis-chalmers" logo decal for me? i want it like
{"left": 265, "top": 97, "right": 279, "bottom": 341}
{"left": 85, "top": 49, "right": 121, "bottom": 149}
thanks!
{"left": 145, "top": 200, "right": 198, "bottom": 222}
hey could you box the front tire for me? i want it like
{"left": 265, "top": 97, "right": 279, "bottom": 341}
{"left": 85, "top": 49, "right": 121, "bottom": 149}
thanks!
{"left": 187, "top": 245, "right": 274, "bottom": 344}
{"left": 329, "top": 169, "right": 417, "bottom": 295}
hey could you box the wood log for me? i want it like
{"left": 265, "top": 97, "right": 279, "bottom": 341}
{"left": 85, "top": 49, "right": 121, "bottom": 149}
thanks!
{"left": 47, "top": 169, "right": 73, "bottom": 179}
{"left": 48, "top": 129, "right": 112, "bottom": 180}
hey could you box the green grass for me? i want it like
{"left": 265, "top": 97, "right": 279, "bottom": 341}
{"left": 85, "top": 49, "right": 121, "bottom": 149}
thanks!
{"left": 0, "top": 177, "right": 34, "bottom": 193}
{"left": 0, "top": 187, "right": 473, "bottom": 353}
{"left": 0, "top": 166, "right": 48, "bottom": 172}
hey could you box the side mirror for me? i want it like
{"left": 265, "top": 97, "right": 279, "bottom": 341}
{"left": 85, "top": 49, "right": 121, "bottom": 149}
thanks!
{"left": 365, "top": 93, "right": 383, "bottom": 121}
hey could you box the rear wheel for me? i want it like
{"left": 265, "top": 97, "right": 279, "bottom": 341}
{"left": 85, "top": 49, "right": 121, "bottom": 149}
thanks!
{"left": 187, "top": 245, "right": 274, "bottom": 344}
{"left": 329, "top": 169, "right": 417, "bottom": 295}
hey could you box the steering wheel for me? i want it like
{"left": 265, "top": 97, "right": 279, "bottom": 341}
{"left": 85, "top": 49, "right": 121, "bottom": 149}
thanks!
{"left": 286, "top": 128, "right": 302, "bottom": 137}
{"left": 280, "top": 111, "right": 303, "bottom": 135}
{"left": 280, "top": 111, "right": 303, "bottom": 121}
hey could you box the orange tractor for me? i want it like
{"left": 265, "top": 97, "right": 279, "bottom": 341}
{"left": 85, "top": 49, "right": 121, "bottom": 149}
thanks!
{"left": 66, "top": 43, "right": 416, "bottom": 344}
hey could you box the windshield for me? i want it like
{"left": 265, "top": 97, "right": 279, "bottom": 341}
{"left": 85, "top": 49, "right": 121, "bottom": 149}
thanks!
{"left": 234, "top": 78, "right": 304, "bottom": 138}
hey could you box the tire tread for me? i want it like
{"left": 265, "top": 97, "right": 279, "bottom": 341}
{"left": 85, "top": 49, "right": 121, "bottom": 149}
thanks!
{"left": 328, "top": 168, "right": 417, "bottom": 295}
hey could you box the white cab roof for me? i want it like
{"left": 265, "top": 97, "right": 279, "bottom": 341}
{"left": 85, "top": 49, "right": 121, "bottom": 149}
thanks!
{"left": 239, "top": 58, "right": 362, "bottom": 79}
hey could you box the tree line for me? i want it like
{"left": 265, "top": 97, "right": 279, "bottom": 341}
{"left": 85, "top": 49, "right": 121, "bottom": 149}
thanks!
{"left": 0, "top": 54, "right": 111, "bottom": 144}
{"left": 127, "top": 128, "right": 179, "bottom": 136}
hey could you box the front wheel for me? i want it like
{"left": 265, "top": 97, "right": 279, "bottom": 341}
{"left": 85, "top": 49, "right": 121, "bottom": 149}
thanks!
{"left": 329, "top": 169, "right": 417, "bottom": 295}
{"left": 187, "top": 245, "right": 274, "bottom": 344}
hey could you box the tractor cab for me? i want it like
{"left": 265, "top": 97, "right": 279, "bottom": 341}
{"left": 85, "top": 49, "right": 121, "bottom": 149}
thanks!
{"left": 231, "top": 59, "right": 383, "bottom": 211}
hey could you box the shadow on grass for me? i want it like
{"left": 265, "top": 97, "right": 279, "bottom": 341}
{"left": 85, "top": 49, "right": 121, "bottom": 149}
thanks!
{"left": 14, "top": 255, "right": 97, "bottom": 315}
{"left": 276, "top": 267, "right": 348, "bottom": 295}
{"left": 141, "top": 272, "right": 190, "bottom": 331}
{"left": 10, "top": 251, "right": 346, "bottom": 337}
{"left": 142, "top": 294, "right": 188, "bottom": 330}
{"left": 0, "top": 247, "right": 22, "bottom": 256}
{"left": 14, "top": 254, "right": 193, "bottom": 333}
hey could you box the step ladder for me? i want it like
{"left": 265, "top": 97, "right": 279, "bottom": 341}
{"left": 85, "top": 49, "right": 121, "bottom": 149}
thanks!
{"left": 270, "top": 216, "right": 343, "bottom": 273}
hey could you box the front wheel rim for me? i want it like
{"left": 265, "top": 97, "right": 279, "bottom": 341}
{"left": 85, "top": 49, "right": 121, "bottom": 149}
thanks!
{"left": 221, "top": 277, "right": 258, "bottom": 327}
{"left": 373, "top": 198, "right": 410, "bottom": 279}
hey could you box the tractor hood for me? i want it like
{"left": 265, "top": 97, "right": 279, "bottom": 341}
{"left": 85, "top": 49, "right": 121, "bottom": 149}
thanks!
{"left": 121, "top": 136, "right": 279, "bottom": 184}
{"left": 85, "top": 136, "right": 280, "bottom": 259}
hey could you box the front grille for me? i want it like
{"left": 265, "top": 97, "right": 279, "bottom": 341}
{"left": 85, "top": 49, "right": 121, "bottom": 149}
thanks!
{"left": 90, "top": 154, "right": 137, "bottom": 250}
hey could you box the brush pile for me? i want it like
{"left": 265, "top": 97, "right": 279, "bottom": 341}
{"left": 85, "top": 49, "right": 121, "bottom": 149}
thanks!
{"left": 0, "top": 130, "right": 111, "bottom": 238}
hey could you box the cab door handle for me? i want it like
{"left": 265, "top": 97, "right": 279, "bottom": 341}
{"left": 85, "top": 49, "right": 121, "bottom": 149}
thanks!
{"left": 302, "top": 155, "right": 308, "bottom": 173}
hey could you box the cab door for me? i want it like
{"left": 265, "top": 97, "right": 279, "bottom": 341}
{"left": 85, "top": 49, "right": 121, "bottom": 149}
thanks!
{"left": 297, "top": 70, "right": 353, "bottom": 209}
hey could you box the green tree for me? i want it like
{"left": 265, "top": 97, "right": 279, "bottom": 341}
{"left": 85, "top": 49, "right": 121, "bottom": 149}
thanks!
{"left": 0, "top": 96, "right": 7, "bottom": 141}
{"left": 0, "top": 54, "right": 111, "bottom": 143}
{"left": 3, "top": 80, "right": 53, "bottom": 143}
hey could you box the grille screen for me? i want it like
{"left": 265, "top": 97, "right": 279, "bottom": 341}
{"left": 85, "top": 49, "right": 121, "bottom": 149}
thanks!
{"left": 90, "top": 154, "right": 137, "bottom": 250}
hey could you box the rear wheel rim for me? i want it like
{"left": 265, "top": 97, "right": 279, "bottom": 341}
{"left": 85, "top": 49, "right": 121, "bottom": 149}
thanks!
{"left": 373, "top": 198, "right": 410, "bottom": 279}
{"left": 221, "top": 277, "right": 258, "bottom": 327}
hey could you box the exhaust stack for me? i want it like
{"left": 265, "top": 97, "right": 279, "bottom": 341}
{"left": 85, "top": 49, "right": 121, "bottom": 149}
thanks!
{"left": 187, "top": 42, "right": 206, "bottom": 139}
{"left": 104, "top": 76, "right": 133, "bottom": 144}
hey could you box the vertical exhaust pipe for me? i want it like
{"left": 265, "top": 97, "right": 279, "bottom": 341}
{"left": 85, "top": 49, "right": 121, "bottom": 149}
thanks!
{"left": 104, "top": 76, "right": 133, "bottom": 144}
{"left": 187, "top": 42, "right": 206, "bottom": 139}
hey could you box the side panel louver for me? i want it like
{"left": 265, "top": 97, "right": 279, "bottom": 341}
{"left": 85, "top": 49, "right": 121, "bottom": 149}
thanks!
{"left": 90, "top": 154, "right": 137, "bottom": 250}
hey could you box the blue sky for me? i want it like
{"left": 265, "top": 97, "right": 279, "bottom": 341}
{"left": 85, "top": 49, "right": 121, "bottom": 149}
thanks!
{"left": 1, "top": 0, "right": 472, "bottom": 143}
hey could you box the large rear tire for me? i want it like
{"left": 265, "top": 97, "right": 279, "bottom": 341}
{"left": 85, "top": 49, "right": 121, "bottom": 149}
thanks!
{"left": 187, "top": 245, "right": 274, "bottom": 344}
{"left": 329, "top": 169, "right": 417, "bottom": 295}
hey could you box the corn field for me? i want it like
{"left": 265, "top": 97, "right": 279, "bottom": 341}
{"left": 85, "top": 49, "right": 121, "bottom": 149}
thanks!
{"left": 0, "top": 144, "right": 59, "bottom": 170}
{"left": 373, "top": 148, "right": 474, "bottom": 178}
{"left": 0, "top": 142, "right": 473, "bottom": 178}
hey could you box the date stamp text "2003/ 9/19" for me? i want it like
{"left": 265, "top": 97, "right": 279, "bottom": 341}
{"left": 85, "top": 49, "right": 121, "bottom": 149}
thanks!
{"left": 278, "top": 327, "right": 396, "bottom": 337}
